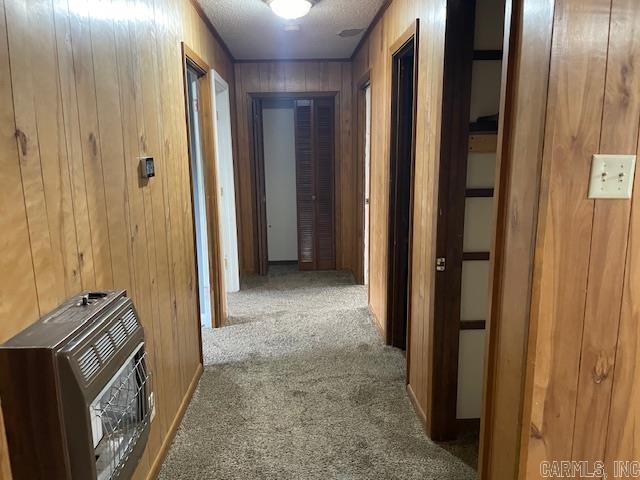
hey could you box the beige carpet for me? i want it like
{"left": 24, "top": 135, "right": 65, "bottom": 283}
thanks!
{"left": 158, "top": 266, "right": 477, "bottom": 479}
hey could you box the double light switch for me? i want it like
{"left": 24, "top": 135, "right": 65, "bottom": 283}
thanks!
{"left": 588, "top": 154, "right": 636, "bottom": 199}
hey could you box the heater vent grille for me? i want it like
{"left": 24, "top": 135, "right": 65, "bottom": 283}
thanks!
{"left": 95, "top": 333, "right": 115, "bottom": 363}
{"left": 122, "top": 309, "right": 138, "bottom": 335}
{"left": 79, "top": 347, "right": 101, "bottom": 381}
{"left": 109, "top": 322, "right": 127, "bottom": 348}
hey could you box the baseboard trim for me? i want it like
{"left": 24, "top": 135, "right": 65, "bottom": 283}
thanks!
{"left": 147, "top": 363, "right": 203, "bottom": 479}
{"left": 267, "top": 260, "right": 298, "bottom": 266}
{"left": 456, "top": 417, "right": 481, "bottom": 434}
{"left": 368, "top": 305, "right": 385, "bottom": 340}
{"left": 407, "top": 383, "right": 428, "bottom": 431}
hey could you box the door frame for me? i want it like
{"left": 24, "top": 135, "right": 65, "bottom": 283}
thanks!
{"left": 478, "top": 0, "right": 554, "bottom": 477}
{"left": 356, "top": 70, "right": 371, "bottom": 290}
{"left": 248, "top": 91, "right": 339, "bottom": 274}
{"left": 181, "top": 43, "right": 226, "bottom": 354}
{"left": 429, "top": 0, "right": 477, "bottom": 441}
{"left": 385, "top": 20, "right": 419, "bottom": 354}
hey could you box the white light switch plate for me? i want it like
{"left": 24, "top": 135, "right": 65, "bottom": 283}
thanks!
{"left": 588, "top": 154, "right": 636, "bottom": 199}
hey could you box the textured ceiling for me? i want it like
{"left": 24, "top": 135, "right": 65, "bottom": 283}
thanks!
{"left": 196, "top": 0, "right": 386, "bottom": 60}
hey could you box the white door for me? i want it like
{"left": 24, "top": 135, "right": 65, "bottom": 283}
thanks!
{"left": 212, "top": 72, "right": 240, "bottom": 293}
{"left": 187, "top": 68, "right": 213, "bottom": 328}
{"left": 364, "top": 85, "right": 372, "bottom": 285}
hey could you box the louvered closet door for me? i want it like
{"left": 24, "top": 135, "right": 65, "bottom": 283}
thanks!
{"left": 295, "top": 100, "right": 316, "bottom": 268}
{"left": 294, "top": 99, "right": 336, "bottom": 270}
{"left": 314, "top": 98, "right": 336, "bottom": 270}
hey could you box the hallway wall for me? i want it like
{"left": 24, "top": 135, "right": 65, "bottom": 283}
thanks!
{"left": 520, "top": 0, "right": 640, "bottom": 477}
{"left": 0, "top": 0, "right": 234, "bottom": 478}
{"left": 356, "top": 1, "right": 640, "bottom": 479}
{"left": 233, "top": 61, "right": 355, "bottom": 274}
{"left": 351, "top": 0, "right": 446, "bottom": 433}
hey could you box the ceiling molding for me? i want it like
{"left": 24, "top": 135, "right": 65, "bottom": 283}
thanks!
{"left": 188, "top": 0, "right": 236, "bottom": 62}
{"left": 350, "top": 0, "right": 392, "bottom": 61}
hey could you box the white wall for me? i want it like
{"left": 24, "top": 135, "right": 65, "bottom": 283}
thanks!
{"left": 263, "top": 107, "right": 298, "bottom": 262}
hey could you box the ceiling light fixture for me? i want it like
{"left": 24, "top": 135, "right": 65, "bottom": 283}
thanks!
{"left": 270, "top": 0, "right": 312, "bottom": 20}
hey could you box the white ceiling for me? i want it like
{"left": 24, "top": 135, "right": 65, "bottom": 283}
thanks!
{"left": 196, "top": 0, "right": 386, "bottom": 60}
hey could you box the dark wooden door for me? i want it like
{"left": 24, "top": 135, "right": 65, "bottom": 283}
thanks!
{"left": 294, "top": 98, "right": 336, "bottom": 270}
{"left": 387, "top": 38, "right": 417, "bottom": 351}
{"left": 431, "top": 0, "right": 477, "bottom": 441}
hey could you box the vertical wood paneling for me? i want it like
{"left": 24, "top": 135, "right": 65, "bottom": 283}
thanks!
{"left": 479, "top": 0, "right": 555, "bottom": 478}
{"left": 516, "top": 0, "right": 640, "bottom": 478}
{"left": 5, "top": 0, "right": 65, "bottom": 314}
{"left": 0, "top": 0, "right": 235, "bottom": 478}
{"left": 233, "top": 60, "right": 355, "bottom": 274}
{"left": 571, "top": 0, "right": 640, "bottom": 464}
{"left": 524, "top": 0, "right": 612, "bottom": 472}
{"left": 351, "top": 0, "right": 447, "bottom": 435}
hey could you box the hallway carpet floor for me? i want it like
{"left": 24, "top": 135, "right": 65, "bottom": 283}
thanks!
{"left": 158, "top": 266, "right": 477, "bottom": 480}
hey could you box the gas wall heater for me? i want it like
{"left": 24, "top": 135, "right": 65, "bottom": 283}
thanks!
{"left": 0, "top": 290, "right": 153, "bottom": 480}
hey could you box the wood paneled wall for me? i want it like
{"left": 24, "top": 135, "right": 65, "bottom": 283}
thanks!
{"left": 352, "top": 0, "right": 446, "bottom": 430}
{"left": 478, "top": 0, "right": 554, "bottom": 477}
{"left": 233, "top": 61, "right": 355, "bottom": 274}
{"left": 0, "top": 0, "right": 234, "bottom": 478}
{"left": 520, "top": 0, "right": 640, "bottom": 477}
{"left": 355, "top": 2, "right": 640, "bottom": 478}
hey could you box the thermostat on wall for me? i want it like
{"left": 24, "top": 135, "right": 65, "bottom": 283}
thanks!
{"left": 139, "top": 157, "right": 155, "bottom": 179}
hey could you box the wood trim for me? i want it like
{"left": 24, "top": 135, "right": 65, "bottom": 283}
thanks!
{"left": 460, "top": 320, "right": 486, "bottom": 330}
{"left": 389, "top": 22, "right": 418, "bottom": 60}
{"left": 465, "top": 188, "right": 495, "bottom": 198}
{"left": 457, "top": 418, "right": 482, "bottom": 434}
{"left": 268, "top": 260, "right": 298, "bottom": 266}
{"left": 463, "top": 251, "right": 491, "bottom": 261}
{"left": 250, "top": 98, "right": 268, "bottom": 275}
{"left": 407, "top": 383, "right": 428, "bottom": 429}
{"left": 474, "top": 50, "right": 503, "bottom": 60}
{"left": 368, "top": 306, "right": 385, "bottom": 340}
{"left": 469, "top": 133, "right": 498, "bottom": 153}
{"left": 356, "top": 69, "right": 372, "bottom": 285}
{"left": 182, "top": 43, "right": 209, "bottom": 76}
{"left": 385, "top": 21, "right": 419, "bottom": 355}
{"left": 478, "top": 0, "right": 554, "bottom": 477}
{"left": 0, "top": 402, "right": 11, "bottom": 480}
{"left": 182, "top": 42, "right": 227, "bottom": 335}
{"left": 146, "top": 364, "right": 203, "bottom": 480}
{"left": 248, "top": 91, "right": 339, "bottom": 99}
{"left": 431, "top": 0, "right": 477, "bottom": 442}
{"left": 351, "top": 0, "right": 393, "bottom": 61}
{"left": 187, "top": 0, "right": 236, "bottom": 62}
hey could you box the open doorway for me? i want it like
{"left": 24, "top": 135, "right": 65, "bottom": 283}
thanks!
{"left": 357, "top": 76, "right": 372, "bottom": 289}
{"left": 363, "top": 85, "right": 371, "bottom": 287}
{"left": 250, "top": 95, "right": 337, "bottom": 275}
{"left": 431, "top": 0, "right": 506, "bottom": 464}
{"left": 182, "top": 44, "right": 226, "bottom": 335}
{"left": 386, "top": 25, "right": 418, "bottom": 351}
{"left": 186, "top": 65, "right": 213, "bottom": 329}
{"left": 212, "top": 71, "right": 240, "bottom": 294}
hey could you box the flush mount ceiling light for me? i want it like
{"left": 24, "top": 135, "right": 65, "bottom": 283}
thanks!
{"left": 269, "top": 0, "right": 313, "bottom": 19}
